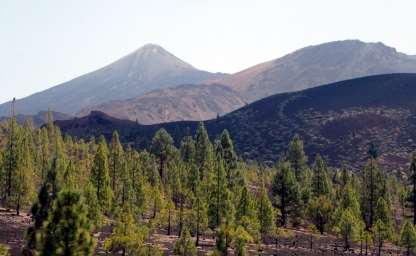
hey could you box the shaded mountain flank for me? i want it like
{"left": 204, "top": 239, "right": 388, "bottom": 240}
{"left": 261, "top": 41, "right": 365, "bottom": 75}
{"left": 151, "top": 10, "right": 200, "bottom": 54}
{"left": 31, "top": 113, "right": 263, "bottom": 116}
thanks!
{"left": 0, "top": 44, "right": 224, "bottom": 116}
{"left": 82, "top": 40, "right": 416, "bottom": 124}
{"left": 56, "top": 74, "right": 416, "bottom": 174}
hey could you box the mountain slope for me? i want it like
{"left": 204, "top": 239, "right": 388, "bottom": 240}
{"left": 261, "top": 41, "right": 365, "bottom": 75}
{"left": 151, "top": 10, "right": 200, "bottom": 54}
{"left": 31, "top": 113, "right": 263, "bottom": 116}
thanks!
{"left": 56, "top": 74, "right": 416, "bottom": 172}
{"left": 78, "top": 84, "right": 246, "bottom": 124}
{"left": 0, "top": 44, "right": 223, "bottom": 116}
{"left": 82, "top": 40, "right": 416, "bottom": 124}
{"left": 210, "top": 40, "right": 416, "bottom": 102}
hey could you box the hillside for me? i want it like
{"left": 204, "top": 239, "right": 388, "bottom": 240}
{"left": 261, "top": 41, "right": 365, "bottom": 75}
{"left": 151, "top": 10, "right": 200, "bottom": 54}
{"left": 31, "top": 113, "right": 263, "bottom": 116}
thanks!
{"left": 82, "top": 40, "right": 416, "bottom": 124}
{"left": 0, "top": 44, "right": 223, "bottom": 116}
{"left": 56, "top": 73, "right": 416, "bottom": 172}
{"left": 78, "top": 84, "right": 247, "bottom": 124}
{"left": 210, "top": 40, "right": 416, "bottom": 102}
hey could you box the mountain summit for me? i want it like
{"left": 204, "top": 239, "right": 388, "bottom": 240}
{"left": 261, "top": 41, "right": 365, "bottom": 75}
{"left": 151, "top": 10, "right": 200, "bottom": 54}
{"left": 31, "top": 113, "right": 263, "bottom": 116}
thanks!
{"left": 0, "top": 44, "right": 223, "bottom": 116}
{"left": 83, "top": 40, "right": 416, "bottom": 124}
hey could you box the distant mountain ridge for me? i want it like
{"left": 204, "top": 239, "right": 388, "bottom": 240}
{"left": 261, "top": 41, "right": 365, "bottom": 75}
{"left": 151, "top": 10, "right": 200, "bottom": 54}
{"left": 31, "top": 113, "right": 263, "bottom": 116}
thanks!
{"left": 0, "top": 44, "right": 224, "bottom": 116}
{"left": 56, "top": 74, "right": 416, "bottom": 171}
{"left": 210, "top": 40, "right": 416, "bottom": 101}
{"left": 3, "top": 40, "right": 416, "bottom": 125}
{"left": 82, "top": 40, "right": 416, "bottom": 124}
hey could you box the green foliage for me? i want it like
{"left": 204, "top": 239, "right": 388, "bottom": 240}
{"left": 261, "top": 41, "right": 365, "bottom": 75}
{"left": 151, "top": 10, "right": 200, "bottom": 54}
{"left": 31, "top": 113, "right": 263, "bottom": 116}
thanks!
{"left": 400, "top": 220, "right": 416, "bottom": 256}
{"left": 41, "top": 190, "right": 96, "bottom": 256}
{"left": 257, "top": 185, "right": 275, "bottom": 240}
{"left": 307, "top": 195, "right": 333, "bottom": 234}
{"left": 180, "top": 135, "right": 195, "bottom": 164}
{"left": 83, "top": 182, "right": 102, "bottom": 228}
{"left": 220, "top": 130, "right": 237, "bottom": 186}
{"left": 2, "top": 114, "right": 410, "bottom": 255}
{"left": 233, "top": 226, "right": 253, "bottom": 256}
{"left": 361, "top": 158, "right": 387, "bottom": 229}
{"left": 174, "top": 228, "right": 197, "bottom": 256}
{"left": 287, "top": 135, "right": 308, "bottom": 180}
{"left": 373, "top": 219, "right": 393, "bottom": 255}
{"left": 236, "top": 186, "right": 257, "bottom": 224}
{"left": 215, "top": 225, "right": 228, "bottom": 255}
{"left": 336, "top": 208, "right": 363, "bottom": 250}
{"left": 272, "top": 161, "right": 300, "bottom": 226}
{"left": 151, "top": 128, "right": 174, "bottom": 184}
{"left": 109, "top": 131, "right": 125, "bottom": 198}
{"left": 338, "top": 182, "right": 361, "bottom": 218}
{"left": 194, "top": 122, "right": 213, "bottom": 180}
{"left": 105, "top": 206, "right": 148, "bottom": 256}
{"left": 90, "top": 137, "right": 113, "bottom": 212}
{"left": 410, "top": 153, "right": 416, "bottom": 225}
{"left": 208, "top": 145, "right": 233, "bottom": 228}
{"left": 24, "top": 163, "right": 60, "bottom": 254}
{"left": 311, "top": 154, "right": 332, "bottom": 197}
{"left": 0, "top": 244, "right": 10, "bottom": 256}
{"left": 188, "top": 189, "right": 208, "bottom": 246}
{"left": 374, "top": 197, "right": 393, "bottom": 229}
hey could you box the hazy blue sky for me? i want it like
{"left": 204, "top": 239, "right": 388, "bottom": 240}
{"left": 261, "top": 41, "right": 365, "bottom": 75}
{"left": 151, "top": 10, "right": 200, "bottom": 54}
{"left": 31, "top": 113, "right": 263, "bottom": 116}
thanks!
{"left": 1, "top": 0, "right": 415, "bottom": 104}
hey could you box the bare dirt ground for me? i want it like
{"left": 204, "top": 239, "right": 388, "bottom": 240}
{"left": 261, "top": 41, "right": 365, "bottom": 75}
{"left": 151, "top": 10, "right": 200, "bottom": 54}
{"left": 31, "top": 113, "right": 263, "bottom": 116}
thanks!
{"left": 0, "top": 208, "right": 30, "bottom": 255}
{"left": 0, "top": 208, "right": 404, "bottom": 255}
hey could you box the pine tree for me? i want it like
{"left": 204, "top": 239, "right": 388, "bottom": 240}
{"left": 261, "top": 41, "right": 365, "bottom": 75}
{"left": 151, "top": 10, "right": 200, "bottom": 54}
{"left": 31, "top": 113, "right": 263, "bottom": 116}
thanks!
{"left": 12, "top": 124, "right": 36, "bottom": 215}
{"left": 400, "top": 220, "right": 416, "bottom": 256}
{"left": 233, "top": 226, "right": 253, "bottom": 256}
{"left": 180, "top": 135, "right": 195, "bottom": 164}
{"left": 336, "top": 208, "right": 362, "bottom": 250}
{"left": 208, "top": 142, "right": 232, "bottom": 228}
{"left": 374, "top": 197, "right": 393, "bottom": 228}
{"left": 83, "top": 182, "right": 102, "bottom": 228}
{"left": 361, "top": 157, "right": 387, "bottom": 229}
{"left": 271, "top": 161, "right": 300, "bottom": 226}
{"left": 151, "top": 128, "right": 174, "bottom": 184}
{"left": 219, "top": 130, "right": 237, "bottom": 186}
{"left": 338, "top": 182, "right": 361, "bottom": 219}
{"left": 194, "top": 122, "right": 213, "bottom": 180}
{"left": 311, "top": 154, "right": 332, "bottom": 197}
{"left": 236, "top": 186, "right": 257, "bottom": 224}
{"left": 2, "top": 116, "right": 18, "bottom": 204}
{"left": 52, "top": 127, "right": 68, "bottom": 184}
{"left": 23, "top": 176, "right": 57, "bottom": 254}
{"left": 129, "top": 150, "right": 145, "bottom": 216}
{"left": 287, "top": 135, "right": 308, "bottom": 180}
{"left": 39, "top": 128, "right": 50, "bottom": 181}
{"left": 62, "top": 161, "right": 76, "bottom": 190}
{"left": 257, "top": 185, "right": 275, "bottom": 241}
{"left": 174, "top": 228, "right": 197, "bottom": 256}
{"left": 215, "top": 225, "right": 227, "bottom": 256}
{"left": 307, "top": 195, "right": 332, "bottom": 234}
{"left": 118, "top": 158, "right": 134, "bottom": 209}
{"left": 373, "top": 219, "right": 392, "bottom": 256}
{"left": 90, "top": 137, "right": 112, "bottom": 212}
{"left": 410, "top": 153, "right": 416, "bottom": 225}
{"left": 104, "top": 205, "right": 148, "bottom": 256}
{"left": 340, "top": 163, "right": 350, "bottom": 189}
{"left": 191, "top": 186, "right": 208, "bottom": 246}
{"left": 41, "top": 190, "right": 96, "bottom": 256}
{"left": 109, "top": 131, "right": 124, "bottom": 192}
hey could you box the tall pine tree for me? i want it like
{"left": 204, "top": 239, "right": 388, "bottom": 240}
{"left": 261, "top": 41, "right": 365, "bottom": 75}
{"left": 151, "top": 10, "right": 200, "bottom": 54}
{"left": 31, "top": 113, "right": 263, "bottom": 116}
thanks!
{"left": 90, "top": 136, "right": 113, "bottom": 212}
{"left": 41, "top": 190, "right": 96, "bottom": 256}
